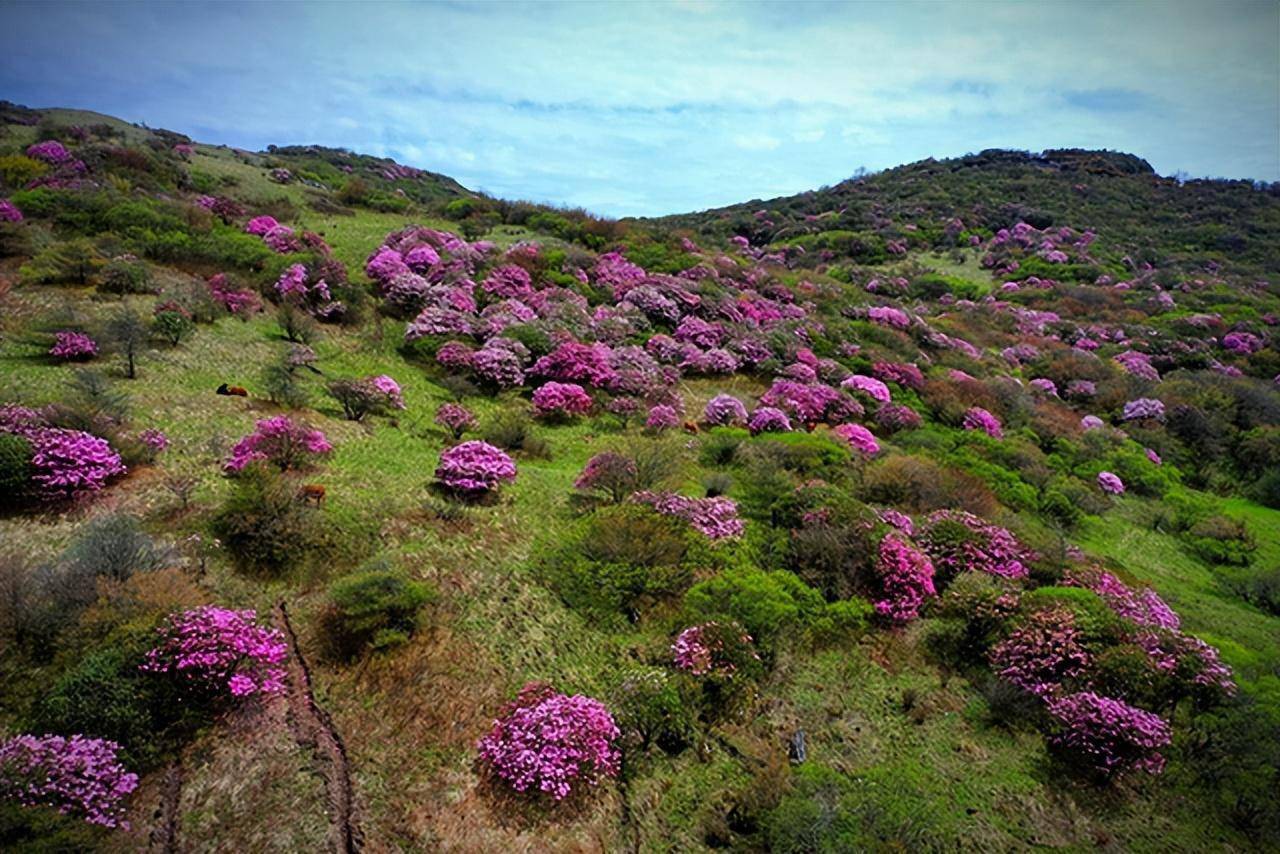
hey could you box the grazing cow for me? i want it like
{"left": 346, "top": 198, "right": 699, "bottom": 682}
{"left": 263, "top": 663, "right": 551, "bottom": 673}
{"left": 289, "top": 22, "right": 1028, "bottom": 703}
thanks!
{"left": 683, "top": 421, "right": 700, "bottom": 435}
{"left": 216, "top": 383, "right": 248, "bottom": 397}
{"left": 299, "top": 484, "right": 326, "bottom": 506}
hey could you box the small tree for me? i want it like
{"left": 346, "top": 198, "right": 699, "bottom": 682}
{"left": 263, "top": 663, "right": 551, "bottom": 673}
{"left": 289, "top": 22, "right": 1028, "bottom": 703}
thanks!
{"left": 152, "top": 309, "right": 194, "bottom": 347}
{"left": 104, "top": 309, "right": 148, "bottom": 379}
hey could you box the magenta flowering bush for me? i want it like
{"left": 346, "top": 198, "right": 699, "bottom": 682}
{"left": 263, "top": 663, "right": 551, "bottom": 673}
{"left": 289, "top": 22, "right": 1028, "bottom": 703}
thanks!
{"left": 989, "top": 608, "right": 1090, "bottom": 697}
{"left": 703, "top": 393, "right": 749, "bottom": 426}
{"left": 21, "top": 427, "right": 125, "bottom": 501}
{"left": 0, "top": 734, "right": 138, "bottom": 828}
{"left": 435, "top": 440, "right": 516, "bottom": 495}
{"left": 224, "top": 416, "right": 332, "bottom": 472}
{"left": 917, "top": 510, "right": 1032, "bottom": 581}
{"left": 574, "top": 452, "right": 638, "bottom": 503}
{"left": 1081, "top": 414, "right": 1104, "bottom": 430}
{"left": 671, "top": 622, "right": 760, "bottom": 677}
{"left": 434, "top": 402, "right": 477, "bottom": 440}
{"left": 1097, "top": 471, "right": 1125, "bottom": 495}
{"left": 244, "top": 215, "right": 279, "bottom": 236}
{"left": 208, "top": 273, "right": 262, "bottom": 317}
{"left": 0, "top": 198, "right": 24, "bottom": 222}
{"left": 872, "top": 361, "right": 925, "bottom": 391}
{"left": 634, "top": 490, "right": 744, "bottom": 540}
{"left": 1221, "top": 331, "right": 1263, "bottom": 354}
{"left": 873, "top": 533, "right": 936, "bottom": 623}
{"left": 748, "top": 406, "right": 791, "bottom": 434}
{"left": 26, "top": 140, "right": 72, "bottom": 164}
{"left": 531, "top": 381, "right": 593, "bottom": 419}
{"left": 841, "top": 374, "right": 891, "bottom": 404}
{"left": 645, "top": 404, "right": 681, "bottom": 431}
{"left": 470, "top": 345, "right": 526, "bottom": 388}
{"left": 876, "top": 403, "right": 922, "bottom": 433}
{"left": 48, "top": 331, "right": 97, "bottom": 361}
{"left": 476, "top": 682, "right": 620, "bottom": 801}
{"left": 530, "top": 341, "right": 616, "bottom": 388}
{"left": 142, "top": 606, "right": 287, "bottom": 699}
{"left": 867, "top": 305, "right": 911, "bottom": 329}
{"left": 962, "top": 407, "right": 1004, "bottom": 439}
{"left": 1043, "top": 692, "right": 1172, "bottom": 778}
{"left": 1122, "top": 398, "right": 1165, "bottom": 422}
{"left": 1065, "top": 566, "right": 1181, "bottom": 631}
{"left": 833, "top": 423, "right": 880, "bottom": 456}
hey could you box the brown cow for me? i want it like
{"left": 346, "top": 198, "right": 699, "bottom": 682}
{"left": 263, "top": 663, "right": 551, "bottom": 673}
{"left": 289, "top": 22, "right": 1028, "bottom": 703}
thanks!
{"left": 683, "top": 421, "right": 700, "bottom": 435}
{"left": 299, "top": 484, "right": 326, "bottom": 506}
{"left": 216, "top": 383, "right": 249, "bottom": 397}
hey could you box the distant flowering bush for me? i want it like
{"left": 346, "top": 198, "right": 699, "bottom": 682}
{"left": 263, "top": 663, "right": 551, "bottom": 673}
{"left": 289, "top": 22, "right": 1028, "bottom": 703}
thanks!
{"left": 208, "top": 273, "right": 262, "bottom": 317}
{"left": 872, "top": 361, "right": 925, "bottom": 391}
{"left": 1122, "top": 398, "right": 1165, "bottom": 422}
{"left": 476, "top": 682, "right": 620, "bottom": 801}
{"left": 634, "top": 490, "right": 744, "bottom": 540}
{"left": 244, "top": 215, "right": 279, "bottom": 236}
{"left": 224, "top": 416, "right": 332, "bottom": 472}
{"left": 1065, "top": 380, "right": 1096, "bottom": 399}
{"left": 434, "top": 403, "right": 477, "bottom": 440}
{"left": 531, "top": 382, "right": 593, "bottom": 419}
{"left": 142, "top": 606, "right": 287, "bottom": 699}
{"left": 876, "top": 403, "right": 922, "bottom": 433}
{"left": 962, "top": 407, "right": 1004, "bottom": 439}
{"left": 1064, "top": 566, "right": 1180, "bottom": 631}
{"left": 1043, "top": 692, "right": 1171, "bottom": 778}
{"left": 873, "top": 533, "right": 936, "bottom": 623}
{"left": 1221, "top": 331, "right": 1263, "bottom": 354}
{"left": 26, "top": 140, "right": 72, "bottom": 164}
{"left": 470, "top": 345, "right": 526, "bottom": 388}
{"left": 1114, "top": 350, "right": 1159, "bottom": 382}
{"left": 1144, "top": 447, "right": 1162, "bottom": 465}
{"left": 574, "top": 452, "right": 638, "bottom": 503}
{"left": 748, "top": 406, "right": 791, "bottom": 434}
{"left": 139, "top": 428, "right": 168, "bottom": 455}
{"left": 841, "top": 374, "right": 890, "bottom": 404}
{"left": 918, "top": 510, "right": 1032, "bottom": 581}
{"left": 989, "top": 608, "right": 1090, "bottom": 697}
{"left": 1029, "top": 378, "right": 1058, "bottom": 397}
{"left": 1081, "top": 415, "right": 1104, "bottom": 430}
{"left": 867, "top": 305, "right": 911, "bottom": 329}
{"left": 328, "top": 375, "right": 404, "bottom": 421}
{"left": 703, "top": 394, "right": 749, "bottom": 427}
{"left": 435, "top": 440, "right": 516, "bottom": 495}
{"left": 48, "top": 331, "right": 97, "bottom": 361}
{"left": 481, "top": 264, "right": 534, "bottom": 300}
{"left": 0, "top": 198, "right": 23, "bottom": 222}
{"left": 833, "top": 423, "right": 880, "bottom": 456}
{"left": 0, "top": 420, "right": 127, "bottom": 501}
{"left": 1097, "top": 471, "right": 1125, "bottom": 495}
{"left": 645, "top": 404, "right": 680, "bottom": 431}
{"left": 531, "top": 341, "right": 616, "bottom": 388}
{"left": 0, "top": 734, "right": 138, "bottom": 828}
{"left": 671, "top": 622, "right": 760, "bottom": 677}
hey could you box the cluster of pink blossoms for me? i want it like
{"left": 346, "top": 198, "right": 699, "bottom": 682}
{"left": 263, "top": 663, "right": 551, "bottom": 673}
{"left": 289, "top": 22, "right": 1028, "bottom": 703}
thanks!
{"left": 633, "top": 490, "right": 744, "bottom": 540}
{"left": 671, "top": 622, "right": 759, "bottom": 676}
{"left": 26, "top": 140, "right": 72, "bottom": 164}
{"left": 0, "top": 734, "right": 138, "bottom": 828}
{"left": 841, "top": 374, "right": 891, "bottom": 404}
{"left": 833, "top": 423, "right": 880, "bottom": 456}
{"left": 531, "top": 382, "right": 593, "bottom": 418}
{"left": 434, "top": 402, "right": 477, "bottom": 439}
{"left": 962, "top": 407, "right": 1004, "bottom": 439}
{"left": 0, "top": 406, "right": 126, "bottom": 501}
{"left": 0, "top": 198, "right": 23, "bottom": 222}
{"left": 435, "top": 440, "right": 516, "bottom": 494}
{"left": 866, "top": 305, "right": 912, "bottom": 329}
{"left": 476, "top": 683, "right": 620, "bottom": 801}
{"left": 224, "top": 416, "right": 332, "bottom": 472}
{"left": 873, "top": 533, "right": 936, "bottom": 623}
{"left": 1122, "top": 397, "right": 1165, "bottom": 422}
{"left": 748, "top": 406, "right": 791, "bottom": 434}
{"left": 703, "top": 393, "right": 749, "bottom": 426}
{"left": 989, "top": 608, "right": 1091, "bottom": 697}
{"left": 1097, "top": 471, "right": 1125, "bottom": 495}
{"left": 917, "top": 510, "right": 1032, "bottom": 580}
{"left": 207, "top": 273, "right": 262, "bottom": 317}
{"left": 1044, "top": 692, "right": 1172, "bottom": 777}
{"left": 142, "top": 606, "right": 287, "bottom": 698}
{"left": 48, "top": 331, "right": 98, "bottom": 361}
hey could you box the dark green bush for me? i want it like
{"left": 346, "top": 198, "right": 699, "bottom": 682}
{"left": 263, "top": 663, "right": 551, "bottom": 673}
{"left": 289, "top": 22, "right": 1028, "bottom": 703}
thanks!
{"left": 609, "top": 666, "right": 696, "bottom": 754}
{"left": 321, "top": 564, "right": 435, "bottom": 659}
{"left": 0, "top": 433, "right": 33, "bottom": 508}
{"left": 212, "top": 464, "right": 320, "bottom": 576}
{"left": 97, "top": 254, "right": 152, "bottom": 294}
{"left": 683, "top": 566, "right": 827, "bottom": 648}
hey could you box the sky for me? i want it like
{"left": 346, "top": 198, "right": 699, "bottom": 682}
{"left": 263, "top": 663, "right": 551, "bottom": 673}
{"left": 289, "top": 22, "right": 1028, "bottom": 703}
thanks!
{"left": 0, "top": 0, "right": 1277, "bottom": 217}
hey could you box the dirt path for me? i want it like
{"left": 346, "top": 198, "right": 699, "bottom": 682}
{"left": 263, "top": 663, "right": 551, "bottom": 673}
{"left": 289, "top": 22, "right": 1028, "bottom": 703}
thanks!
{"left": 275, "top": 599, "right": 365, "bottom": 853}
{"left": 146, "top": 761, "right": 183, "bottom": 853}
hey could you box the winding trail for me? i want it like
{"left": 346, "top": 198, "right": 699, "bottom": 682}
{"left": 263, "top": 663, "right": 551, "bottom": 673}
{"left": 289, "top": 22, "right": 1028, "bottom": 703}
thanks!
{"left": 275, "top": 600, "right": 365, "bottom": 853}
{"left": 147, "top": 761, "right": 184, "bottom": 853}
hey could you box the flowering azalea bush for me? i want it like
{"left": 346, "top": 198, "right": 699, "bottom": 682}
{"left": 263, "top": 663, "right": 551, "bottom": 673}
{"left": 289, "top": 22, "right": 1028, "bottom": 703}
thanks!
{"left": 0, "top": 198, "right": 23, "bottom": 222}
{"left": 1043, "top": 691, "right": 1172, "bottom": 778}
{"left": 434, "top": 402, "right": 477, "bottom": 440}
{"left": 917, "top": 510, "right": 1032, "bottom": 581}
{"left": 0, "top": 734, "right": 138, "bottom": 828}
{"left": 327, "top": 375, "right": 404, "bottom": 421}
{"left": 645, "top": 404, "right": 680, "bottom": 431}
{"left": 962, "top": 407, "right": 1004, "bottom": 439}
{"left": 989, "top": 608, "right": 1091, "bottom": 697}
{"left": 476, "top": 682, "right": 620, "bottom": 801}
{"left": 872, "top": 533, "right": 936, "bottom": 623}
{"left": 1122, "top": 398, "right": 1165, "bottom": 422}
{"left": 634, "top": 490, "right": 744, "bottom": 540}
{"left": 1097, "top": 471, "right": 1125, "bottom": 495}
{"left": 435, "top": 440, "right": 516, "bottom": 495}
{"left": 833, "top": 423, "right": 880, "bottom": 456}
{"left": 142, "top": 606, "right": 287, "bottom": 699}
{"left": 224, "top": 416, "right": 332, "bottom": 472}
{"left": 0, "top": 409, "right": 126, "bottom": 502}
{"left": 26, "top": 140, "right": 72, "bottom": 164}
{"left": 703, "top": 394, "right": 748, "bottom": 427}
{"left": 531, "top": 381, "right": 593, "bottom": 419}
{"left": 671, "top": 622, "right": 760, "bottom": 678}
{"left": 748, "top": 406, "right": 791, "bottom": 434}
{"left": 48, "top": 331, "right": 98, "bottom": 361}
{"left": 574, "top": 452, "right": 638, "bottom": 503}
{"left": 841, "top": 374, "right": 891, "bottom": 404}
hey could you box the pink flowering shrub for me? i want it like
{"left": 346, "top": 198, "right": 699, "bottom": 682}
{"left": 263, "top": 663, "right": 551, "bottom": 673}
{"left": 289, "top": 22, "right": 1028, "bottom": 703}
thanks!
{"left": 873, "top": 533, "right": 936, "bottom": 623}
{"left": 917, "top": 510, "right": 1032, "bottom": 582}
{"left": 841, "top": 374, "right": 891, "bottom": 404}
{"left": 1043, "top": 691, "right": 1172, "bottom": 778}
{"left": 435, "top": 440, "right": 516, "bottom": 495}
{"left": 1064, "top": 566, "right": 1180, "bottom": 631}
{"left": 876, "top": 403, "right": 922, "bottom": 433}
{"left": 531, "top": 341, "right": 616, "bottom": 388}
{"left": 26, "top": 140, "right": 72, "bottom": 164}
{"left": 645, "top": 404, "right": 680, "bottom": 431}
{"left": 327, "top": 376, "right": 404, "bottom": 421}
{"left": 867, "top": 305, "right": 911, "bottom": 329}
{"left": 1122, "top": 398, "right": 1165, "bottom": 422}
{"left": 0, "top": 198, "right": 24, "bottom": 222}
{"left": 476, "top": 682, "right": 620, "bottom": 801}
{"left": 1097, "top": 471, "right": 1125, "bottom": 495}
{"left": 989, "top": 608, "right": 1091, "bottom": 697}
{"left": 244, "top": 215, "right": 279, "bottom": 236}
{"left": 434, "top": 403, "right": 477, "bottom": 440}
{"left": 872, "top": 361, "right": 925, "bottom": 391}
{"left": 962, "top": 407, "right": 1004, "bottom": 439}
{"left": 833, "top": 423, "right": 880, "bottom": 456}
{"left": 142, "top": 606, "right": 287, "bottom": 699}
{"left": 634, "top": 491, "right": 744, "bottom": 540}
{"left": 703, "top": 394, "right": 748, "bottom": 426}
{"left": 19, "top": 427, "right": 126, "bottom": 501}
{"left": 574, "top": 452, "right": 638, "bottom": 503}
{"left": 0, "top": 734, "right": 138, "bottom": 828}
{"left": 671, "top": 622, "right": 760, "bottom": 677}
{"left": 208, "top": 273, "right": 262, "bottom": 317}
{"left": 48, "top": 331, "right": 97, "bottom": 361}
{"left": 224, "top": 416, "right": 332, "bottom": 472}
{"left": 531, "top": 382, "right": 593, "bottom": 419}
{"left": 748, "top": 406, "right": 791, "bottom": 434}
{"left": 1081, "top": 415, "right": 1104, "bottom": 430}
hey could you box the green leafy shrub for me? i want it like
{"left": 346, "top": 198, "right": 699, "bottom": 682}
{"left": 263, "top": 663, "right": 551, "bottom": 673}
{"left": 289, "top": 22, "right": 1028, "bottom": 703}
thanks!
{"left": 0, "top": 433, "right": 33, "bottom": 508}
{"left": 152, "top": 309, "right": 194, "bottom": 346}
{"left": 212, "top": 463, "right": 320, "bottom": 576}
{"left": 609, "top": 667, "right": 696, "bottom": 754}
{"left": 1019, "top": 586, "right": 1129, "bottom": 652}
{"left": 1183, "top": 515, "right": 1256, "bottom": 566}
{"left": 683, "top": 566, "right": 827, "bottom": 648}
{"left": 320, "top": 563, "right": 435, "bottom": 659}
{"left": 926, "top": 571, "right": 1019, "bottom": 665}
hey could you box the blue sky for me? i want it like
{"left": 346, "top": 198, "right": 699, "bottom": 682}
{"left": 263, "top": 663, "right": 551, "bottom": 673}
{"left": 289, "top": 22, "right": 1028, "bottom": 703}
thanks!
{"left": 1, "top": 0, "right": 1277, "bottom": 216}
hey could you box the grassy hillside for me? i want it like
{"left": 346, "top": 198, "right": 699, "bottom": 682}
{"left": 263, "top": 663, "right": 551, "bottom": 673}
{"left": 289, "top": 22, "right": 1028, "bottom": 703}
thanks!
{"left": 1, "top": 105, "right": 1278, "bottom": 852}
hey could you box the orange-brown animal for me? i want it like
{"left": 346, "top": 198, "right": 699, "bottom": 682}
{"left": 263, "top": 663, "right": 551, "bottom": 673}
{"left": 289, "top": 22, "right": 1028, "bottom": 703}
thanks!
{"left": 216, "top": 383, "right": 248, "bottom": 397}
{"left": 683, "top": 421, "right": 700, "bottom": 435}
{"left": 298, "top": 484, "right": 326, "bottom": 506}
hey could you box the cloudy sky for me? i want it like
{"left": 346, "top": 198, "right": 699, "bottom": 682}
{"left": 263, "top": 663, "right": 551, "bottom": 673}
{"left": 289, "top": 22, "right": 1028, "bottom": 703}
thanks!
{"left": 1, "top": 0, "right": 1277, "bottom": 216}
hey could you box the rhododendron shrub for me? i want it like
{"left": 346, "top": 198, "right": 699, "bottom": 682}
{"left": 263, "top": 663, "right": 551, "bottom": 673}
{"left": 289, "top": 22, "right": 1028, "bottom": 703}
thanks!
{"left": 833, "top": 423, "right": 879, "bottom": 456}
{"left": 0, "top": 198, "right": 23, "bottom": 222}
{"left": 962, "top": 407, "right": 1004, "bottom": 439}
{"left": 1097, "top": 471, "right": 1125, "bottom": 495}
{"left": 224, "top": 416, "right": 332, "bottom": 472}
{"left": 645, "top": 404, "right": 680, "bottom": 431}
{"left": 748, "top": 406, "right": 791, "bottom": 434}
{"left": 435, "top": 440, "right": 516, "bottom": 495}
{"left": 434, "top": 402, "right": 477, "bottom": 440}
{"left": 0, "top": 734, "right": 138, "bottom": 828}
{"left": 1122, "top": 398, "right": 1165, "bottom": 422}
{"left": 841, "top": 374, "right": 891, "bottom": 404}
{"left": 531, "top": 382, "right": 593, "bottom": 419}
{"left": 26, "top": 140, "right": 72, "bottom": 164}
{"left": 476, "top": 683, "right": 620, "bottom": 801}
{"left": 0, "top": 413, "right": 126, "bottom": 501}
{"left": 1043, "top": 692, "right": 1172, "bottom": 778}
{"left": 917, "top": 510, "right": 1032, "bottom": 582}
{"left": 876, "top": 403, "right": 922, "bottom": 433}
{"left": 327, "top": 375, "right": 404, "bottom": 421}
{"left": 49, "top": 331, "right": 97, "bottom": 361}
{"left": 634, "top": 491, "right": 744, "bottom": 540}
{"left": 872, "top": 533, "right": 936, "bottom": 623}
{"left": 574, "top": 452, "right": 638, "bottom": 503}
{"left": 671, "top": 622, "right": 761, "bottom": 678}
{"left": 703, "top": 394, "right": 748, "bottom": 426}
{"left": 142, "top": 606, "right": 287, "bottom": 699}
{"left": 988, "top": 608, "right": 1091, "bottom": 697}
